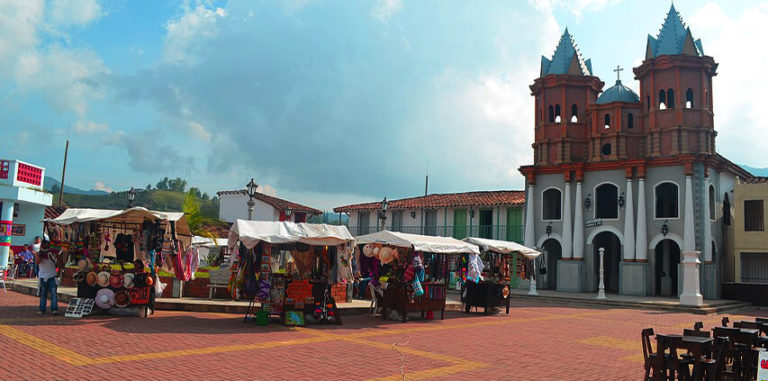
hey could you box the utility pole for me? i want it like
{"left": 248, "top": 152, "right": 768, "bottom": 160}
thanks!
{"left": 58, "top": 139, "right": 69, "bottom": 206}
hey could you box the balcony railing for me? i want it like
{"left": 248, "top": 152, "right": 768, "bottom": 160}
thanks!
{"left": 346, "top": 224, "right": 524, "bottom": 243}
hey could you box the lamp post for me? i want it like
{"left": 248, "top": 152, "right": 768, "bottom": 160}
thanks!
{"left": 528, "top": 247, "right": 539, "bottom": 296}
{"left": 127, "top": 187, "right": 136, "bottom": 208}
{"left": 284, "top": 208, "right": 292, "bottom": 222}
{"left": 246, "top": 178, "right": 258, "bottom": 220}
{"left": 378, "top": 197, "right": 388, "bottom": 231}
{"left": 597, "top": 247, "right": 607, "bottom": 299}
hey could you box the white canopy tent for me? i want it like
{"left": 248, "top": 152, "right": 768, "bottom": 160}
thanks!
{"left": 462, "top": 237, "right": 541, "bottom": 258}
{"left": 355, "top": 230, "right": 480, "bottom": 255}
{"left": 228, "top": 219, "right": 354, "bottom": 250}
{"left": 191, "top": 236, "right": 228, "bottom": 248}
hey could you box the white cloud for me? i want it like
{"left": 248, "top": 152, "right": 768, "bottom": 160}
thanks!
{"left": 371, "top": 0, "right": 403, "bottom": 23}
{"left": 48, "top": 0, "right": 103, "bottom": 27}
{"left": 74, "top": 120, "right": 108, "bottom": 134}
{"left": 187, "top": 121, "right": 212, "bottom": 142}
{"left": 257, "top": 184, "right": 277, "bottom": 197}
{"left": 689, "top": 2, "right": 768, "bottom": 167}
{"left": 93, "top": 181, "right": 113, "bottom": 193}
{"left": 163, "top": 3, "right": 228, "bottom": 65}
{"left": 530, "top": 0, "right": 621, "bottom": 19}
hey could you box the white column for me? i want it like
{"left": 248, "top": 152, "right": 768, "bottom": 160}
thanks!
{"left": 562, "top": 181, "right": 573, "bottom": 259}
{"left": 635, "top": 178, "right": 648, "bottom": 261}
{"left": 623, "top": 178, "right": 635, "bottom": 261}
{"left": 702, "top": 180, "right": 712, "bottom": 262}
{"left": 573, "top": 182, "right": 584, "bottom": 260}
{"left": 683, "top": 175, "right": 696, "bottom": 252}
{"left": 524, "top": 183, "right": 536, "bottom": 248}
{"left": 597, "top": 247, "right": 606, "bottom": 299}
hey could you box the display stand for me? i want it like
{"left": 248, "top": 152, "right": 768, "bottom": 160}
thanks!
{"left": 381, "top": 280, "right": 446, "bottom": 322}
{"left": 462, "top": 282, "right": 510, "bottom": 315}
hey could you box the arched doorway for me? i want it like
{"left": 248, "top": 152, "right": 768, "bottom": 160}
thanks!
{"left": 654, "top": 239, "right": 681, "bottom": 296}
{"left": 593, "top": 232, "right": 621, "bottom": 293}
{"left": 540, "top": 239, "right": 562, "bottom": 290}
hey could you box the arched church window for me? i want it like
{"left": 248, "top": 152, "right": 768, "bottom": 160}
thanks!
{"left": 604, "top": 113, "right": 610, "bottom": 129}
{"left": 595, "top": 183, "right": 619, "bottom": 219}
{"left": 655, "top": 182, "right": 679, "bottom": 218}
{"left": 555, "top": 104, "right": 561, "bottom": 123}
{"left": 647, "top": 95, "right": 651, "bottom": 111}
{"left": 571, "top": 104, "right": 578, "bottom": 123}
{"left": 628, "top": 113, "right": 634, "bottom": 129}
{"left": 542, "top": 188, "right": 562, "bottom": 220}
{"left": 686, "top": 88, "right": 694, "bottom": 108}
{"left": 709, "top": 185, "right": 715, "bottom": 220}
{"left": 548, "top": 105, "right": 554, "bottom": 122}
{"left": 658, "top": 90, "right": 667, "bottom": 109}
{"left": 667, "top": 89, "right": 675, "bottom": 109}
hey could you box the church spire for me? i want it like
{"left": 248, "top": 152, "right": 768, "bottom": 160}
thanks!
{"left": 540, "top": 28, "right": 593, "bottom": 77}
{"left": 645, "top": 4, "right": 704, "bottom": 59}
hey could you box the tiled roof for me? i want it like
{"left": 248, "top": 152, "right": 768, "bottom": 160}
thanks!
{"left": 216, "top": 189, "right": 322, "bottom": 215}
{"left": 44, "top": 205, "right": 68, "bottom": 220}
{"left": 541, "top": 28, "right": 593, "bottom": 77}
{"left": 646, "top": 4, "right": 703, "bottom": 59}
{"left": 334, "top": 190, "right": 525, "bottom": 213}
{"left": 596, "top": 80, "right": 640, "bottom": 104}
{"left": 743, "top": 177, "right": 768, "bottom": 184}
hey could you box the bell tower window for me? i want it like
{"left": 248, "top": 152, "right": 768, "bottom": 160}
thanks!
{"left": 667, "top": 89, "right": 675, "bottom": 109}
{"left": 628, "top": 113, "right": 634, "bottom": 129}
{"left": 604, "top": 113, "right": 610, "bottom": 129}
{"left": 555, "top": 104, "right": 561, "bottom": 123}
{"left": 548, "top": 106, "right": 554, "bottom": 123}
{"left": 571, "top": 104, "right": 578, "bottom": 123}
{"left": 658, "top": 90, "right": 666, "bottom": 110}
{"left": 686, "top": 88, "right": 694, "bottom": 108}
{"left": 647, "top": 95, "right": 651, "bottom": 111}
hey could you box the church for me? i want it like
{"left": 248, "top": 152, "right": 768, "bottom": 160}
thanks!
{"left": 519, "top": 5, "right": 753, "bottom": 299}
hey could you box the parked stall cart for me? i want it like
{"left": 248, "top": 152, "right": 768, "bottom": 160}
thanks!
{"left": 228, "top": 220, "right": 355, "bottom": 326}
{"left": 355, "top": 230, "right": 480, "bottom": 322}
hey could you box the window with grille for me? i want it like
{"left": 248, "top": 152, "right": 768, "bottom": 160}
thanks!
{"left": 740, "top": 253, "right": 768, "bottom": 284}
{"left": 744, "top": 200, "right": 764, "bottom": 231}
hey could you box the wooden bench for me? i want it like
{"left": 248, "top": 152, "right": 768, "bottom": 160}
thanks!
{"left": 207, "top": 268, "right": 231, "bottom": 299}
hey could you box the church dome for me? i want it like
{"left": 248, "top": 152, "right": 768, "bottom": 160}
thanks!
{"left": 596, "top": 80, "right": 640, "bottom": 104}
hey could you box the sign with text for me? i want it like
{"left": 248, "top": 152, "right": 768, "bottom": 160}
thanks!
{"left": 758, "top": 350, "right": 768, "bottom": 381}
{"left": 585, "top": 218, "right": 603, "bottom": 228}
{"left": 11, "top": 224, "right": 25, "bottom": 236}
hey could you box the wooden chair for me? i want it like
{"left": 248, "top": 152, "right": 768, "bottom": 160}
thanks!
{"left": 693, "top": 321, "right": 703, "bottom": 331}
{"left": 702, "top": 337, "right": 738, "bottom": 381}
{"left": 683, "top": 329, "right": 710, "bottom": 338}
{"left": 655, "top": 334, "right": 690, "bottom": 380}
{"left": 641, "top": 328, "right": 657, "bottom": 380}
{"left": 721, "top": 316, "right": 729, "bottom": 327}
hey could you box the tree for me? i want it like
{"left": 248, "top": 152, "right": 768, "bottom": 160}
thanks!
{"left": 146, "top": 184, "right": 152, "bottom": 191}
{"left": 202, "top": 192, "right": 210, "bottom": 200}
{"left": 168, "top": 177, "right": 187, "bottom": 192}
{"left": 183, "top": 189, "right": 226, "bottom": 237}
{"left": 189, "top": 187, "right": 202, "bottom": 198}
{"left": 156, "top": 177, "right": 169, "bottom": 190}
{"left": 51, "top": 184, "right": 60, "bottom": 195}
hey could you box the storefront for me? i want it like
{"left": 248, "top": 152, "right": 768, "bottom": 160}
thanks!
{"left": 355, "top": 230, "right": 480, "bottom": 322}
{"left": 461, "top": 237, "right": 540, "bottom": 315}
{"left": 228, "top": 219, "right": 355, "bottom": 326}
{"left": 46, "top": 207, "right": 193, "bottom": 317}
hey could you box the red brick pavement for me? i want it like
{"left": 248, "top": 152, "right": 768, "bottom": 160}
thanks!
{"left": 0, "top": 290, "right": 764, "bottom": 380}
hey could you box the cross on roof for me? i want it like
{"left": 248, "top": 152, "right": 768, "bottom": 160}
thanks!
{"left": 614, "top": 65, "right": 623, "bottom": 81}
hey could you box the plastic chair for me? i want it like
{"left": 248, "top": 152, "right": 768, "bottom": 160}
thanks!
{"left": 368, "top": 283, "right": 383, "bottom": 315}
{"left": 0, "top": 267, "right": 6, "bottom": 293}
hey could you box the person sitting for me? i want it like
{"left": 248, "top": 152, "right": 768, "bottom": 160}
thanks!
{"left": 17, "top": 244, "right": 35, "bottom": 277}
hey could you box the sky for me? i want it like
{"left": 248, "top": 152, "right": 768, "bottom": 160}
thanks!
{"left": 1, "top": 0, "right": 766, "bottom": 211}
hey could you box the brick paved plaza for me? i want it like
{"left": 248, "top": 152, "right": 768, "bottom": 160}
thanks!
{"left": 1, "top": 290, "right": 764, "bottom": 380}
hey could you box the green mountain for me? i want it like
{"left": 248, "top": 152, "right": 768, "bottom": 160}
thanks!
{"left": 60, "top": 189, "right": 219, "bottom": 219}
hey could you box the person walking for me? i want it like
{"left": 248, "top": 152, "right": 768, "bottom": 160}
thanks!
{"left": 35, "top": 241, "right": 59, "bottom": 315}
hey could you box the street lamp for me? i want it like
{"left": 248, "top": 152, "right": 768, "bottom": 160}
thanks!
{"left": 127, "top": 187, "right": 136, "bottom": 208}
{"left": 284, "top": 208, "right": 292, "bottom": 221}
{"left": 661, "top": 220, "right": 669, "bottom": 236}
{"left": 246, "top": 178, "right": 258, "bottom": 220}
{"left": 584, "top": 193, "right": 592, "bottom": 210}
{"left": 546, "top": 222, "right": 552, "bottom": 236}
{"left": 618, "top": 192, "right": 625, "bottom": 208}
{"left": 378, "top": 197, "right": 388, "bottom": 230}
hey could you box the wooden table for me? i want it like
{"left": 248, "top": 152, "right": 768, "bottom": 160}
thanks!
{"left": 680, "top": 335, "right": 713, "bottom": 380}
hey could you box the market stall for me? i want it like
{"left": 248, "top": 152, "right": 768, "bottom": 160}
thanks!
{"left": 228, "top": 220, "right": 355, "bottom": 326}
{"left": 460, "top": 237, "right": 540, "bottom": 315}
{"left": 355, "top": 230, "right": 480, "bottom": 322}
{"left": 46, "top": 207, "right": 194, "bottom": 317}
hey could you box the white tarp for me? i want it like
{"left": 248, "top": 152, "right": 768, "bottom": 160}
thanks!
{"left": 191, "top": 236, "right": 228, "bottom": 248}
{"left": 48, "top": 207, "right": 191, "bottom": 244}
{"left": 355, "top": 230, "right": 480, "bottom": 255}
{"left": 462, "top": 237, "right": 541, "bottom": 258}
{"left": 228, "top": 219, "right": 354, "bottom": 250}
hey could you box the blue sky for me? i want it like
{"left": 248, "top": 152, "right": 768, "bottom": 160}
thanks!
{"left": 1, "top": 0, "right": 765, "bottom": 210}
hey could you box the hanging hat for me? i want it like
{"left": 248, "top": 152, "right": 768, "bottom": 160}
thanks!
{"left": 109, "top": 272, "right": 123, "bottom": 288}
{"left": 362, "top": 244, "right": 374, "bottom": 258}
{"left": 123, "top": 273, "right": 135, "bottom": 289}
{"left": 86, "top": 271, "right": 98, "bottom": 287}
{"left": 77, "top": 259, "right": 89, "bottom": 272}
{"left": 73, "top": 271, "right": 86, "bottom": 283}
{"left": 97, "top": 271, "right": 111, "bottom": 288}
{"left": 379, "top": 247, "right": 394, "bottom": 264}
{"left": 133, "top": 272, "right": 146, "bottom": 287}
{"left": 145, "top": 274, "right": 154, "bottom": 287}
{"left": 95, "top": 288, "right": 115, "bottom": 309}
{"left": 114, "top": 290, "right": 130, "bottom": 308}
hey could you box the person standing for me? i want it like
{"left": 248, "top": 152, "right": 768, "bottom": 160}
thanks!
{"left": 31, "top": 236, "right": 41, "bottom": 276}
{"left": 35, "top": 241, "right": 59, "bottom": 315}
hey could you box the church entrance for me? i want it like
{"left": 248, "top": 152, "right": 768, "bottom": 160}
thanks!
{"left": 540, "top": 239, "right": 561, "bottom": 290}
{"left": 654, "top": 239, "right": 680, "bottom": 297}
{"left": 593, "top": 232, "right": 621, "bottom": 293}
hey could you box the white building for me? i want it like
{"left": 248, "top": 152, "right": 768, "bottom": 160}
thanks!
{"left": 216, "top": 189, "right": 321, "bottom": 223}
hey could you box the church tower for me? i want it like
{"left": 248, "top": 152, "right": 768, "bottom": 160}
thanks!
{"left": 530, "top": 29, "right": 603, "bottom": 166}
{"left": 633, "top": 4, "right": 717, "bottom": 158}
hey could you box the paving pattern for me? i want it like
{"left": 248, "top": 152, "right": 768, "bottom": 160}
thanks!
{"left": 0, "top": 290, "right": 765, "bottom": 380}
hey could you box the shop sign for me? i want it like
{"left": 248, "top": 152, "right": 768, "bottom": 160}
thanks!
{"left": 585, "top": 218, "right": 603, "bottom": 228}
{"left": 758, "top": 350, "right": 768, "bottom": 381}
{"left": 11, "top": 224, "right": 25, "bottom": 236}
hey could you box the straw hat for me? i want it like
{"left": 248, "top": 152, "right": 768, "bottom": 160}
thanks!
{"left": 77, "top": 259, "right": 89, "bottom": 272}
{"left": 86, "top": 271, "right": 98, "bottom": 287}
{"left": 379, "top": 247, "right": 394, "bottom": 264}
{"left": 123, "top": 273, "right": 135, "bottom": 289}
{"left": 95, "top": 288, "right": 115, "bottom": 309}
{"left": 362, "top": 244, "right": 374, "bottom": 258}
{"left": 97, "top": 271, "right": 111, "bottom": 288}
{"left": 145, "top": 274, "right": 154, "bottom": 287}
{"left": 114, "top": 290, "right": 130, "bottom": 308}
{"left": 109, "top": 272, "right": 123, "bottom": 288}
{"left": 73, "top": 271, "right": 86, "bottom": 283}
